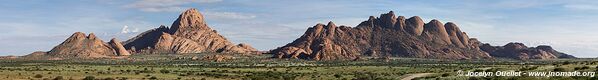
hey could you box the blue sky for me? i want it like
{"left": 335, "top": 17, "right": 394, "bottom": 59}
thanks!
{"left": 1, "top": 0, "right": 598, "bottom": 57}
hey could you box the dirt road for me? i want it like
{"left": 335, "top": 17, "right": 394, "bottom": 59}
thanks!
{"left": 400, "top": 73, "right": 435, "bottom": 80}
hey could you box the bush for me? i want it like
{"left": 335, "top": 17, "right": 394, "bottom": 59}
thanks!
{"left": 83, "top": 76, "right": 95, "bottom": 80}
{"left": 554, "top": 67, "right": 568, "bottom": 72}
{"left": 53, "top": 76, "right": 64, "bottom": 80}
{"left": 149, "top": 76, "right": 158, "bottom": 80}
{"left": 103, "top": 77, "right": 115, "bottom": 80}
{"left": 582, "top": 66, "right": 590, "bottom": 70}
{"left": 442, "top": 73, "right": 450, "bottom": 77}
{"left": 334, "top": 74, "right": 342, "bottom": 78}
{"left": 160, "top": 69, "right": 170, "bottom": 74}
{"left": 34, "top": 74, "right": 43, "bottom": 78}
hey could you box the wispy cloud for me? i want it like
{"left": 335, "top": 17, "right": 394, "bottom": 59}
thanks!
{"left": 120, "top": 25, "right": 140, "bottom": 34}
{"left": 2, "top": 0, "right": 598, "bottom": 57}
{"left": 124, "top": 0, "right": 223, "bottom": 12}
{"left": 203, "top": 11, "right": 257, "bottom": 20}
{"left": 564, "top": 4, "right": 598, "bottom": 10}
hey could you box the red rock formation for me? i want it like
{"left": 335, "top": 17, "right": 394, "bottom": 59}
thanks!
{"left": 422, "top": 20, "right": 451, "bottom": 45}
{"left": 21, "top": 32, "right": 133, "bottom": 59}
{"left": 445, "top": 22, "right": 467, "bottom": 48}
{"left": 404, "top": 16, "right": 424, "bottom": 35}
{"left": 123, "top": 8, "right": 258, "bottom": 54}
{"left": 0, "top": 55, "right": 17, "bottom": 59}
{"left": 270, "top": 11, "right": 492, "bottom": 60}
{"left": 480, "top": 43, "right": 575, "bottom": 60}
{"left": 47, "top": 32, "right": 117, "bottom": 58}
{"left": 108, "top": 38, "right": 131, "bottom": 56}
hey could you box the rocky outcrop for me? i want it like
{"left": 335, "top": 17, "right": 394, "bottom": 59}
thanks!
{"left": 47, "top": 32, "right": 117, "bottom": 58}
{"left": 201, "top": 54, "right": 234, "bottom": 62}
{"left": 123, "top": 8, "right": 258, "bottom": 54}
{"left": 270, "top": 11, "right": 492, "bottom": 60}
{"left": 26, "top": 51, "right": 48, "bottom": 57}
{"left": 0, "top": 55, "right": 17, "bottom": 59}
{"left": 22, "top": 32, "right": 132, "bottom": 59}
{"left": 108, "top": 38, "right": 131, "bottom": 56}
{"left": 404, "top": 16, "right": 424, "bottom": 35}
{"left": 445, "top": 22, "right": 468, "bottom": 48}
{"left": 480, "top": 43, "right": 575, "bottom": 60}
{"left": 422, "top": 20, "right": 451, "bottom": 45}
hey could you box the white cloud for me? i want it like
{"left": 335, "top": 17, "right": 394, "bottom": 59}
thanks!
{"left": 125, "top": 0, "right": 223, "bottom": 12}
{"left": 121, "top": 25, "right": 130, "bottom": 33}
{"left": 120, "top": 25, "right": 140, "bottom": 34}
{"left": 564, "top": 4, "right": 598, "bottom": 10}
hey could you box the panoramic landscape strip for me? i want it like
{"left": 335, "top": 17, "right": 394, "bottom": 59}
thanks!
{"left": 1, "top": 0, "right": 597, "bottom": 80}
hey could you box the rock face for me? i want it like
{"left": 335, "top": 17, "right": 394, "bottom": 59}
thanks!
{"left": 108, "top": 38, "right": 131, "bottom": 56}
{"left": 480, "top": 43, "right": 575, "bottom": 60}
{"left": 47, "top": 32, "right": 124, "bottom": 58}
{"left": 270, "top": 11, "right": 492, "bottom": 60}
{"left": 123, "top": 8, "right": 257, "bottom": 54}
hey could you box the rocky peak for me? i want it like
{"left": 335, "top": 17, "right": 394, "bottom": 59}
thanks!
{"left": 325, "top": 21, "right": 337, "bottom": 36}
{"left": 64, "top": 32, "right": 87, "bottom": 43}
{"left": 47, "top": 32, "right": 116, "bottom": 58}
{"left": 73, "top": 32, "right": 86, "bottom": 38}
{"left": 423, "top": 19, "right": 451, "bottom": 45}
{"left": 169, "top": 8, "right": 209, "bottom": 35}
{"left": 395, "top": 16, "right": 406, "bottom": 30}
{"left": 504, "top": 42, "right": 527, "bottom": 50}
{"left": 368, "top": 16, "right": 376, "bottom": 21}
{"left": 87, "top": 33, "right": 97, "bottom": 39}
{"left": 536, "top": 45, "right": 553, "bottom": 50}
{"left": 109, "top": 38, "right": 131, "bottom": 56}
{"left": 404, "top": 16, "right": 424, "bottom": 35}
{"left": 326, "top": 21, "right": 337, "bottom": 28}
{"left": 124, "top": 8, "right": 258, "bottom": 54}
{"left": 481, "top": 42, "right": 575, "bottom": 60}
{"left": 379, "top": 11, "right": 398, "bottom": 28}
{"left": 444, "top": 22, "right": 468, "bottom": 48}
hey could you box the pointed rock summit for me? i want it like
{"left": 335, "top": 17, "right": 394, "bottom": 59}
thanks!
{"left": 168, "top": 8, "right": 208, "bottom": 35}
{"left": 124, "top": 8, "right": 258, "bottom": 54}
{"left": 405, "top": 16, "right": 424, "bottom": 35}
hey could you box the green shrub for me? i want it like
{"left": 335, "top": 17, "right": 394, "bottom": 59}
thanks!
{"left": 34, "top": 74, "right": 43, "bottom": 78}
{"left": 53, "top": 76, "right": 64, "bottom": 80}
{"left": 83, "top": 76, "right": 95, "bottom": 80}
{"left": 149, "top": 76, "right": 157, "bottom": 80}
{"left": 103, "top": 77, "right": 115, "bottom": 80}
{"left": 554, "top": 67, "right": 568, "bottom": 72}
{"left": 160, "top": 69, "right": 170, "bottom": 74}
{"left": 334, "top": 74, "right": 342, "bottom": 78}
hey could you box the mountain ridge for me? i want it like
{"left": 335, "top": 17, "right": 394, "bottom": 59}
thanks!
{"left": 269, "top": 11, "right": 574, "bottom": 60}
